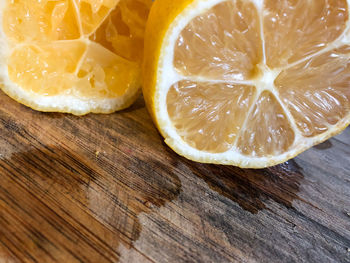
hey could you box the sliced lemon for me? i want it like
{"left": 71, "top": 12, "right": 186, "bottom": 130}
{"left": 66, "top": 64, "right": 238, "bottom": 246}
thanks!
{"left": 0, "top": 0, "right": 152, "bottom": 115}
{"left": 143, "top": 0, "right": 350, "bottom": 168}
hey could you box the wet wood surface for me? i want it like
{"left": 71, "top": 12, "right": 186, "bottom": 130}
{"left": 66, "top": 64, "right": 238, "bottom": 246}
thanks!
{"left": 0, "top": 91, "right": 349, "bottom": 263}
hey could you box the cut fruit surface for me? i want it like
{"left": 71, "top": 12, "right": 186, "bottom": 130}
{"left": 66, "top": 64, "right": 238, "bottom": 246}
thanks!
{"left": 0, "top": 0, "right": 152, "bottom": 115}
{"left": 143, "top": 0, "right": 350, "bottom": 168}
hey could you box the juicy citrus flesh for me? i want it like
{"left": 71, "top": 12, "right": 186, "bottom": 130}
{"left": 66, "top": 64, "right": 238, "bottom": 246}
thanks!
{"left": 153, "top": 0, "right": 350, "bottom": 166}
{"left": 1, "top": 0, "right": 152, "bottom": 114}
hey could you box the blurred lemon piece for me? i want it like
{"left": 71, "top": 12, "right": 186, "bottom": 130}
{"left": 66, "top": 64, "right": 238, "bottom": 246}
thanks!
{"left": 0, "top": 0, "right": 152, "bottom": 115}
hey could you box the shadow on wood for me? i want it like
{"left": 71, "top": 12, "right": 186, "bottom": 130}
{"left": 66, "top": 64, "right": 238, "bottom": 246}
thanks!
{"left": 313, "top": 140, "right": 333, "bottom": 150}
{"left": 0, "top": 145, "right": 181, "bottom": 263}
{"left": 184, "top": 159, "right": 304, "bottom": 214}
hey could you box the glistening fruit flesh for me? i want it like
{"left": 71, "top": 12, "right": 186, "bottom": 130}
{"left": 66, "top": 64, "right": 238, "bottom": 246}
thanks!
{"left": 143, "top": 0, "right": 350, "bottom": 167}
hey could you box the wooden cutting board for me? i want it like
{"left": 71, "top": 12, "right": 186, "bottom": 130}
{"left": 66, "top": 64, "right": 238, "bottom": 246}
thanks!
{"left": 0, "top": 91, "right": 349, "bottom": 263}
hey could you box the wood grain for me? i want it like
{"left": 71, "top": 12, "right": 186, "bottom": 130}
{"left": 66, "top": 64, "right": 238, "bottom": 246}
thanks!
{"left": 0, "top": 91, "right": 349, "bottom": 263}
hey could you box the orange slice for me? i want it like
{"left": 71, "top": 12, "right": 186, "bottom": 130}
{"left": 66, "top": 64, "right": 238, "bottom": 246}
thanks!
{"left": 143, "top": 0, "right": 350, "bottom": 168}
{"left": 0, "top": 0, "right": 152, "bottom": 115}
